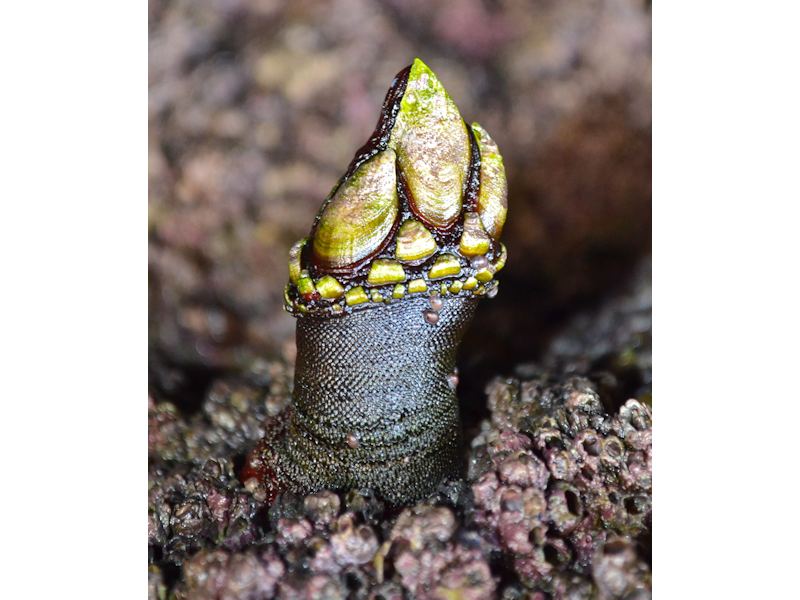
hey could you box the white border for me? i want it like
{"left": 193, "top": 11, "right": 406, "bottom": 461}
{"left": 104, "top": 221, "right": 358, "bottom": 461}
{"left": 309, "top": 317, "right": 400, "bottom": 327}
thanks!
{"left": 1, "top": 2, "right": 145, "bottom": 597}
{"left": 655, "top": 1, "right": 800, "bottom": 596}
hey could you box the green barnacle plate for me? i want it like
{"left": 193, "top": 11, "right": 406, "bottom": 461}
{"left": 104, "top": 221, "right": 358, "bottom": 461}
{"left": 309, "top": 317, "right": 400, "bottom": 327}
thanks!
{"left": 392, "top": 284, "right": 406, "bottom": 299}
{"left": 389, "top": 59, "right": 470, "bottom": 230}
{"left": 367, "top": 259, "right": 406, "bottom": 285}
{"left": 428, "top": 253, "right": 462, "bottom": 280}
{"left": 475, "top": 267, "right": 494, "bottom": 283}
{"left": 311, "top": 149, "right": 399, "bottom": 270}
{"left": 395, "top": 219, "right": 438, "bottom": 262}
{"left": 288, "top": 238, "right": 307, "bottom": 284}
{"left": 472, "top": 123, "right": 508, "bottom": 240}
{"left": 283, "top": 284, "right": 293, "bottom": 307}
{"left": 297, "top": 271, "right": 316, "bottom": 297}
{"left": 408, "top": 278, "right": 427, "bottom": 294}
{"left": 493, "top": 243, "right": 508, "bottom": 272}
{"left": 316, "top": 275, "right": 345, "bottom": 300}
{"left": 345, "top": 286, "right": 369, "bottom": 306}
{"left": 458, "top": 212, "right": 491, "bottom": 257}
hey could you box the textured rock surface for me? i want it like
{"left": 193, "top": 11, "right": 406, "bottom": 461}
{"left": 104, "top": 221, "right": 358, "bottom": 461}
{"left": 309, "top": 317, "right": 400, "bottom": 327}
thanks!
{"left": 149, "top": 262, "right": 652, "bottom": 599}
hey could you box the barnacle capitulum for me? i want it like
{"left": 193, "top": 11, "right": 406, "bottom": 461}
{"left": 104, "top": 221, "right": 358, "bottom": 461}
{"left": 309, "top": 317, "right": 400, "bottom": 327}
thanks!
{"left": 268, "top": 58, "right": 509, "bottom": 504}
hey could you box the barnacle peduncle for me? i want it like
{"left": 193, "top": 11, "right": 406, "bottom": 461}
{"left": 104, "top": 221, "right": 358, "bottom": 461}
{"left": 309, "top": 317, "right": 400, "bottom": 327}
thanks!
{"left": 258, "top": 59, "right": 509, "bottom": 504}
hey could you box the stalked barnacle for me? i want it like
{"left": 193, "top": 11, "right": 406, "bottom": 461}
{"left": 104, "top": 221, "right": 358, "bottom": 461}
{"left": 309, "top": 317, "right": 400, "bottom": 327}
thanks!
{"left": 265, "top": 58, "right": 509, "bottom": 504}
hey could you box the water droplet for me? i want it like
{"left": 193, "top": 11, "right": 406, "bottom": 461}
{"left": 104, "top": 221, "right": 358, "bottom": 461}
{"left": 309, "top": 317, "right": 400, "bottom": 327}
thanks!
{"left": 446, "top": 373, "right": 459, "bottom": 389}
{"left": 471, "top": 255, "right": 490, "bottom": 270}
{"left": 423, "top": 310, "right": 439, "bottom": 325}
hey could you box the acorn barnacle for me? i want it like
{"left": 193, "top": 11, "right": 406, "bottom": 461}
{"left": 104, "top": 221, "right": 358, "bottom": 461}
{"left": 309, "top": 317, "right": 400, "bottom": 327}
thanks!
{"left": 262, "top": 58, "right": 508, "bottom": 504}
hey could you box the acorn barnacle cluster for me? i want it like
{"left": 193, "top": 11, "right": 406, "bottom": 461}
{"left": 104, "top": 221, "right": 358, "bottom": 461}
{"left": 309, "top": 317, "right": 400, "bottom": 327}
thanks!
{"left": 284, "top": 58, "right": 507, "bottom": 317}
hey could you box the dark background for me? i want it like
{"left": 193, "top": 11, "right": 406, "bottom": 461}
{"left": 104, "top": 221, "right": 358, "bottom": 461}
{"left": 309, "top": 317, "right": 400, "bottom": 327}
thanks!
{"left": 149, "top": 0, "right": 651, "bottom": 411}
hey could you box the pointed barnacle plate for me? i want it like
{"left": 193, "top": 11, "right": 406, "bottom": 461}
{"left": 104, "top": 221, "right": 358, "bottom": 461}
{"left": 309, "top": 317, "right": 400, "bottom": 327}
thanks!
{"left": 389, "top": 58, "right": 470, "bottom": 230}
{"left": 458, "top": 212, "right": 491, "bottom": 257}
{"left": 311, "top": 149, "right": 399, "bottom": 271}
{"left": 471, "top": 123, "right": 508, "bottom": 240}
{"left": 288, "top": 238, "right": 307, "bottom": 284}
{"left": 395, "top": 219, "right": 438, "bottom": 262}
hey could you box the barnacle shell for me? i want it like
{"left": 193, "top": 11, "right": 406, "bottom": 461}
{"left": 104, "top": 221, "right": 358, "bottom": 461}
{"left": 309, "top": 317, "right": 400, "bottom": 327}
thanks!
{"left": 311, "top": 149, "right": 399, "bottom": 270}
{"left": 389, "top": 59, "right": 470, "bottom": 230}
{"left": 408, "top": 278, "right": 427, "bottom": 293}
{"left": 316, "top": 275, "right": 345, "bottom": 300}
{"left": 493, "top": 243, "right": 508, "bottom": 272}
{"left": 395, "top": 219, "right": 438, "bottom": 262}
{"left": 471, "top": 123, "right": 508, "bottom": 239}
{"left": 297, "top": 270, "right": 316, "bottom": 298}
{"left": 458, "top": 212, "right": 491, "bottom": 257}
{"left": 428, "top": 254, "right": 462, "bottom": 280}
{"left": 463, "top": 276, "right": 479, "bottom": 290}
{"left": 367, "top": 259, "right": 406, "bottom": 285}
{"left": 475, "top": 267, "right": 494, "bottom": 283}
{"left": 345, "top": 286, "right": 369, "bottom": 306}
{"left": 288, "top": 238, "right": 307, "bottom": 284}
